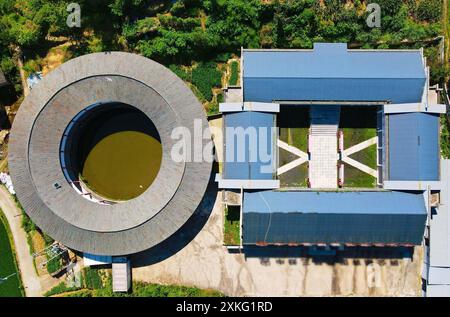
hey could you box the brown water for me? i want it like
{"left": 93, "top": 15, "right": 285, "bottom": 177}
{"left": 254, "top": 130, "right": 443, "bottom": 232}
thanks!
{"left": 81, "top": 131, "right": 162, "bottom": 201}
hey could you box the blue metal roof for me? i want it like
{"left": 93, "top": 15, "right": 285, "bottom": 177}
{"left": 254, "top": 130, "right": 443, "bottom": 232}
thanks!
{"left": 243, "top": 43, "right": 426, "bottom": 103}
{"left": 242, "top": 190, "right": 427, "bottom": 245}
{"left": 388, "top": 112, "right": 440, "bottom": 181}
{"left": 223, "top": 111, "right": 276, "bottom": 180}
{"left": 243, "top": 190, "right": 427, "bottom": 215}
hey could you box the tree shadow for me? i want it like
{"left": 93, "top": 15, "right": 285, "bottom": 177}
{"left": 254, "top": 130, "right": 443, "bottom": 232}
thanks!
{"left": 131, "top": 166, "right": 218, "bottom": 267}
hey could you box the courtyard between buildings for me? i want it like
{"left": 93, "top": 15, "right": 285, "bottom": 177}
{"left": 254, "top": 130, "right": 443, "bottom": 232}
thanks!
{"left": 276, "top": 105, "right": 378, "bottom": 189}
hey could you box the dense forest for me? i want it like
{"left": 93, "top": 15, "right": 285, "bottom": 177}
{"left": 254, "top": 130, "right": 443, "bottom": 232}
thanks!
{"left": 0, "top": 0, "right": 447, "bottom": 111}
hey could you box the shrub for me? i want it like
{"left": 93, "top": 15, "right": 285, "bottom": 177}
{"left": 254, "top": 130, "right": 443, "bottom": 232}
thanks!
{"left": 130, "top": 282, "right": 224, "bottom": 297}
{"left": 46, "top": 256, "right": 62, "bottom": 274}
{"left": 416, "top": 0, "right": 442, "bottom": 22}
{"left": 191, "top": 62, "right": 222, "bottom": 101}
{"left": 42, "top": 232, "right": 54, "bottom": 246}
{"left": 441, "top": 114, "right": 450, "bottom": 159}
{"left": 64, "top": 289, "right": 93, "bottom": 297}
{"left": 168, "top": 64, "right": 191, "bottom": 81}
{"left": 44, "top": 282, "right": 79, "bottom": 297}
{"left": 228, "top": 61, "right": 239, "bottom": 86}
{"left": 23, "top": 58, "right": 42, "bottom": 76}
{"left": 214, "top": 52, "right": 232, "bottom": 63}
{"left": 21, "top": 212, "right": 35, "bottom": 233}
{"left": 87, "top": 35, "right": 106, "bottom": 53}
{"left": 207, "top": 101, "right": 219, "bottom": 116}
{"left": 217, "top": 91, "right": 224, "bottom": 103}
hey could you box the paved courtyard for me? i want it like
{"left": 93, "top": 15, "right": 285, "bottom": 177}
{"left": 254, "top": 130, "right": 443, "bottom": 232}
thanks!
{"left": 307, "top": 105, "right": 340, "bottom": 188}
{"left": 309, "top": 134, "right": 338, "bottom": 188}
{"left": 131, "top": 186, "right": 423, "bottom": 297}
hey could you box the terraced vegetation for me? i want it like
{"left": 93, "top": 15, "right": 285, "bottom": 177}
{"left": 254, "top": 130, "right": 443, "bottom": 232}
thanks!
{"left": 1, "top": 0, "right": 446, "bottom": 122}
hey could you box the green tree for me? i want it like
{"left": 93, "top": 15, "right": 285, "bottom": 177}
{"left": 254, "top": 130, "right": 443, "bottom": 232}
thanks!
{"left": 416, "top": 0, "right": 442, "bottom": 23}
{"left": 205, "top": 0, "right": 263, "bottom": 49}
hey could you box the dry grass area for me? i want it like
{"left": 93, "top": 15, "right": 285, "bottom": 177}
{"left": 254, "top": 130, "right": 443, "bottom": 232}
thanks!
{"left": 41, "top": 43, "right": 73, "bottom": 76}
{"left": 0, "top": 138, "right": 9, "bottom": 173}
{"left": 30, "top": 231, "right": 47, "bottom": 276}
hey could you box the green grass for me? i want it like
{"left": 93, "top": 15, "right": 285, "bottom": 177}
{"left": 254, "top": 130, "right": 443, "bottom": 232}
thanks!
{"left": 287, "top": 128, "right": 308, "bottom": 152}
{"left": 46, "top": 255, "right": 62, "bottom": 275}
{"left": 0, "top": 211, "right": 24, "bottom": 297}
{"left": 224, "top": 205, "right": 240, "bottom": 246}
{"left": 341, "top": 163, "right": 377, "bottom": 188}
{"left": 342, "top": 127, "right": 376, "bottom": 148}
{"left": 341, "top": 129, "right": 377, "bottom": 188}
{"left": 228, "top": 61, "right": 239, "bottom": 86}
{"left": 340, "top": 106, "right": 378, "bottom": 188}
{"left": 83, "top": 267, "right": 103, "bottom": 290}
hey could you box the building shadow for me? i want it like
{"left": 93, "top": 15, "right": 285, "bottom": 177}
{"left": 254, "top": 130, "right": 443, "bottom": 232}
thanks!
{"left": 242, "top": 245, "right": 416, "bottom": 264}
{"left": 130, "top": 166, "right": 218, "bottom": 267}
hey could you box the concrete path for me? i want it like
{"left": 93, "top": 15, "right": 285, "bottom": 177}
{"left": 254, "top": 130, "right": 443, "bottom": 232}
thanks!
{"left": 0, "top": 186, "right": 42, "bottom": 297}
{"left": 309, "top": 135, "right": 339, "bottom": 188}
{"left": 277, "top": 140, "right": 308, "bottom": 159}
{"left": 278, "top": 157, "right": 307, "bottom": 176}
{"left": 309, "top": 105, "right": 340, "bottom": 188}
{"left": 341, "top": 136, "right": 378, "bottom": 178}
{"left": 343, "top": 137, "right": 377, "bottom": 157}
{"left": 342, "top": 156, "right": 378, "bottom": 178}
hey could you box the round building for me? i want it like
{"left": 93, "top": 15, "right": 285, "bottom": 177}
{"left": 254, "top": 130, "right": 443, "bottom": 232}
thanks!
{"left": 8, "top": 52, "right": 212, "bottom": 256}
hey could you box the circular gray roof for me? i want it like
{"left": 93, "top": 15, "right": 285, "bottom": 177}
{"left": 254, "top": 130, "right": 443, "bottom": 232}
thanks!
{"left": 9, "top": 52, "right": 212, "bottom": 256}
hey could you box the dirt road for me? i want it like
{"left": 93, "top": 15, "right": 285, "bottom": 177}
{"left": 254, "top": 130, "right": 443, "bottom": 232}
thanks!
{"left": 0, "top": 186, "right": 42, "bottom": 296}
